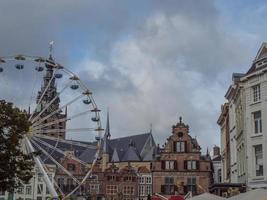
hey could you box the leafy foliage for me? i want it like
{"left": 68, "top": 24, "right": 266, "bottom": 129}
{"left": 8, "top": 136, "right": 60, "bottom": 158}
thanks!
{"left": 0, "top": 100, "right": 34, "bottom": 192}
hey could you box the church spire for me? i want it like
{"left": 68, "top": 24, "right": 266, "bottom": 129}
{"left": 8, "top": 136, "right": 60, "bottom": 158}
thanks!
{"left": 103, "top": 109, "right": 111, "bottom": 153}
{"left": 105, "top": 109, "right": 111, "bottom": 139}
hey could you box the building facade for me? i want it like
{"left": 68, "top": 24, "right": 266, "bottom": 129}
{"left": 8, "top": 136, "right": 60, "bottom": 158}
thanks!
{"left": 219, "top": 42, "right": 267, "bottom": 189}
{"left": 212, "top": 146, "right": 222, "bottom": 184}
{"left": 137, "top": 166, "right": 152, "bottom": 200}
{"left": 217, "top": 103, "right": 231, "bottom": 183}
{"left": 152, "top": 117, "right": 213, "bottom": 197}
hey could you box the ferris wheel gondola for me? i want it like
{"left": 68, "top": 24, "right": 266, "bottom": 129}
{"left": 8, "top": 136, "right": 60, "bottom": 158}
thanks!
{"left": 0, "top": 54, "right": 103, "bottom": 199}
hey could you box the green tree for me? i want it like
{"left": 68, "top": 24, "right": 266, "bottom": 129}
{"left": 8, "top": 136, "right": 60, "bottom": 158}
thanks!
{"left": 0, "top": 100, "right": 34, "bottom": 192}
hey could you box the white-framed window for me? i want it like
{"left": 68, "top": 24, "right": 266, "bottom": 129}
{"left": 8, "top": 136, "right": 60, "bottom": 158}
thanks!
{"left": 37, "top": 184, "right": 43, "bottom": 194}
{"left": 123, "top": 185, "right": 134, "bottom": 195}
{"left": 38, "top": 173, "right": 43, "bottom": 182}
{"left": 146, "top": 185, "right": 152, "bottom": 195}
{"left": 146, "top": 176, "right": 152, "bottom": 184}
{"left": 176, "top": 141, "right": 185, "bottom": 152}
{"left": 187, "top": 160, "right": 197, "bottom": 170}
{"left": 25, "top": 186, "right": 32, "bottom": 195}
{"left": 254, "top": 145, "right": 263, "bottom": 176}
{"left": 17, "top": 186, "right": 24, "bottom": 194}
{"left": 106, "top": 185, "right": 118, "bottom": 195}
{"left": 139, "top": 176, "right": 145, "bottom": 184}
{"left": 253, "top": 111, "right": 262, "bottom": 134}
{"left": 165, "top": 161, "right": 175, "bottom": 170}
{"left": 252, "top": 84, "right": 261, "bottom": 102}
{"left": 139, "top": 185, "right": 145, "bottom": 196}
{"left": 46, "top": 186, "right": 50, "bottom": 195}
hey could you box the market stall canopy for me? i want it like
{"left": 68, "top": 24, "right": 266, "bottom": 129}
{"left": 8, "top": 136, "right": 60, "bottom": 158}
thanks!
{"left": 228, "top": 189, "right": 267, "bottom": 200}
{"left": 188, "top": 193, "right": 225, "bottom": 200}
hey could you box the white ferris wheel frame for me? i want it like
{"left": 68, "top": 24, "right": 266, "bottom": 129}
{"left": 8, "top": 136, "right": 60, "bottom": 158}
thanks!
{"left": 0, "top": 55, "right": 103, "bottom": 199}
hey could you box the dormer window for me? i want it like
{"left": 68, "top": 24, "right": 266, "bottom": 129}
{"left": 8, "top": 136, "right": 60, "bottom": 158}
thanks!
{"left": 256, "top": 59, "right": 267, "bottom": 68}
{"left": 175, "top": 141, "right": 186, "bottom": 152}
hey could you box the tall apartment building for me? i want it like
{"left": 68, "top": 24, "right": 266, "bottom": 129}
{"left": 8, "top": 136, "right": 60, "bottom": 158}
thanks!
{"left": 219, "top": 42, "right": 267, "bottom": 188}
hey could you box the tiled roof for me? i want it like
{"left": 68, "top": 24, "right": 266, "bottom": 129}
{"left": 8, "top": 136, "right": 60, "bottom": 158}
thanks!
{"left": 106, "top": 132, "right": 155, "bottom": 162}
{"left": 34, "top": 132, "right": 155, "bottom": 164}
{"left": 121, "top": 146, "right": 141, "bottom": 162}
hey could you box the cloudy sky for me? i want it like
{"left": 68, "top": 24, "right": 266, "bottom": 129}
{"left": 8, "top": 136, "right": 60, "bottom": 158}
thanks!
{"left": 0, "top": 0, "right": 267, "bottom": 152}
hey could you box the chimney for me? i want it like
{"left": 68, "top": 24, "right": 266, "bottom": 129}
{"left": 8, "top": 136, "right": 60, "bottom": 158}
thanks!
{"left": 213, "top": 145, "right": 220, "bottom": 157}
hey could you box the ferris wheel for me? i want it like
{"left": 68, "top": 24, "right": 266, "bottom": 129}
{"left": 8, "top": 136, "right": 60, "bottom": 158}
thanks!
{"left": 0, "top": 52, "right": 103, "bottom": 199}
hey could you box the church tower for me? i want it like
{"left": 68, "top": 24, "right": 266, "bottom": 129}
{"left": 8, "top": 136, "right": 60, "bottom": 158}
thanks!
{"left": 34, "top": 54, "right": 67, "bottom": 139}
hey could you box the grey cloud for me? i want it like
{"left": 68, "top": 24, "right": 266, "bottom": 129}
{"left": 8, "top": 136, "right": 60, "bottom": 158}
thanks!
{"left": 0, "top": 0, "right": 263, "bottom": 152}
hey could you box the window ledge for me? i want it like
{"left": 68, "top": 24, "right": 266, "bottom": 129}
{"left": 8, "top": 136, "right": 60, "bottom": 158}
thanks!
{"left": 252, "top": 176, "right": 264, "bottom": 181}
{"left": 251, "top": 134, "right": 263, "bottom": 138}
{"left": 250, "top": 101, "right": 261, "bottom": 106}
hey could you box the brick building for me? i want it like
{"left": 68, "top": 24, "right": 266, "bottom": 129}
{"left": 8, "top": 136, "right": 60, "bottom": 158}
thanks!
{"left": 103, "top": 164, "right": 138, "bottom": 200}
{"left": 152, "top": 117, "right": 213, "bottom": 197}
{"left": 137, "top": 166, "right": 153, "bottom": 200}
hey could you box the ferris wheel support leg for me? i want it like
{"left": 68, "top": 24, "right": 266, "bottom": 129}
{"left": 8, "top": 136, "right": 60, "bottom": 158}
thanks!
{"left": 24, "top": 136, "right": 59, "bottom": 199}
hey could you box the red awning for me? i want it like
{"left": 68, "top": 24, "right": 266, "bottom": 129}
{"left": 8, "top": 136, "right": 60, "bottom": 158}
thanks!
{"left": 168, "top": 195, "right": 185, "bottom": 200}
{"left": 152, "top": 197, "right": 162, "bottom": 200}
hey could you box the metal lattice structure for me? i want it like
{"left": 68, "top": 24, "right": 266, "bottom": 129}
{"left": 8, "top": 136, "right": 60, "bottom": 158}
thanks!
{"left": 0, "top": 53, "right": 103, "bottom": 199}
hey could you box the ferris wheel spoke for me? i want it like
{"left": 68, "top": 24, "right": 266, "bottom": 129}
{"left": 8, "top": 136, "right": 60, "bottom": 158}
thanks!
{"left": 28, "top": 69, "right": 58, "bottom": 121}
{"left": 32, "top": 136, "right": 89, "bottom": 166}
{"left": 28, "top": 69, "right": 39, "bottom": 110}
{"left": 24, "top": 136, "right": 58, "bottom": 197}
{"left": 1, "top": 53, "right": 102, "bottom": 198}
{"left": 32, "top": 110, "right": 92, "bottom": 130}
{"left": 30, "top": 138, "right": 81, "bottom": 185}
{"left": 32, "top": 93, "right": 84, "bottom": 127}
{"left": 37, "top": 149, "right": 69, "bottom": 197}
{"left": 64, "top": 151, "right": 99, "bottom": 199}
{"left": 33, "top": 134, "right": 97, "bottom": 149}
{"left": 33, "top": 128, "right": 98, "bottom": 136}
{"left": 30, "top": 80, "right": 73, "bottom": 124}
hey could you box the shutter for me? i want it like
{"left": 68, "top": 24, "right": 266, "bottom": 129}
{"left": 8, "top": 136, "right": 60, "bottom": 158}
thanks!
{"left": 173, "top": 141, "right": 177, "bottom": 152}
{"left": 161, "top": 185, "right": 165, "bottom": 193}
{"left": 184, "top": 141, "right": 187, "bottom": 152}
{"left": 196, "top": 161, "right": 200, "bottom": 170}
{"left": 162, "top": 161, "right": 165, "bottom": 170}
{"left": 174, "top": 160, "right": 178, "bottom": 170}
{"left": 184, "top": 160, "right": 187, "bottom": 170}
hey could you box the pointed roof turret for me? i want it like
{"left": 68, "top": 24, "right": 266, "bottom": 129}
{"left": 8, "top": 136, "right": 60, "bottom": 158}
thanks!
{"left": 254, "top": 42, "right": 267, "bottom": 61}
{"left": 103, "top": 109, "right": 111, "bottom": 153}
{"left": 105, "top": 109, "right": 111, "bottom": 139}
{"left": 111, "top": 148, "right": 120, "bottom": 162}
{"left": 122, "top": 145, "right": 141, "bottom": 162}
